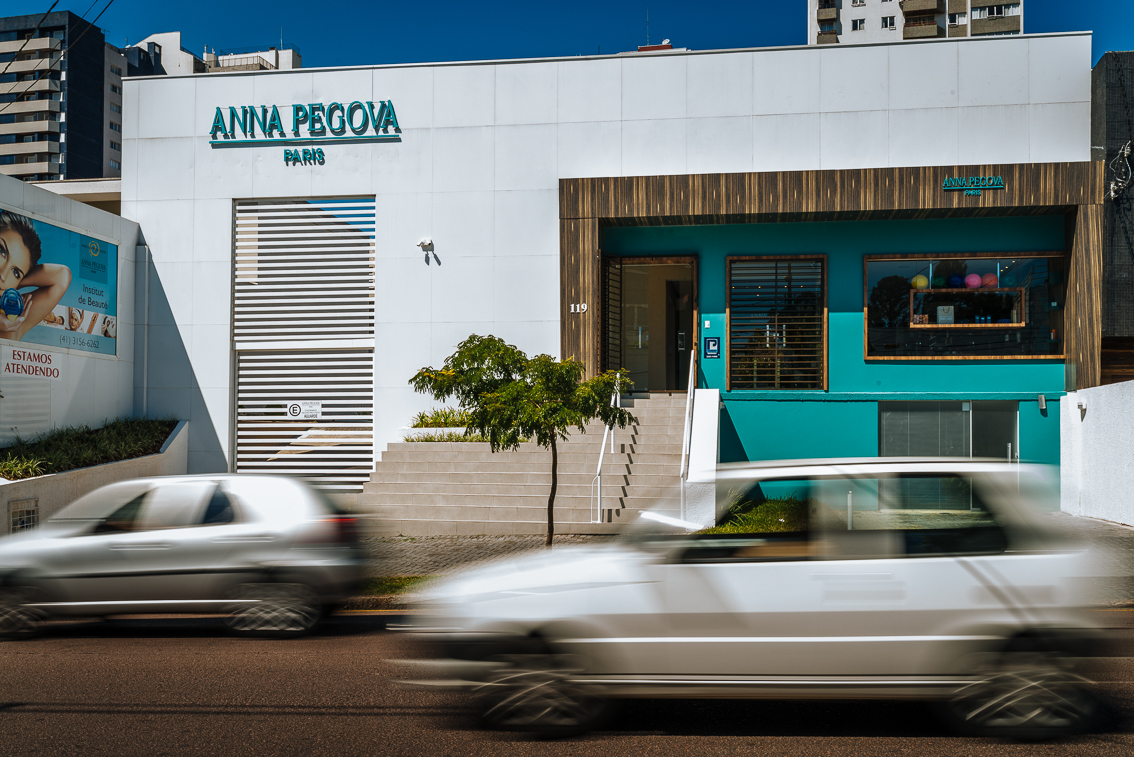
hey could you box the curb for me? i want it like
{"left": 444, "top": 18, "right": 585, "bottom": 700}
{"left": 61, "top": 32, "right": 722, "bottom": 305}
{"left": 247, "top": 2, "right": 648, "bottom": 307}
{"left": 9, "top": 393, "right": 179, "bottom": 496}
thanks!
{"left": 342, "top": 595, "right": 408, "bottom": 611}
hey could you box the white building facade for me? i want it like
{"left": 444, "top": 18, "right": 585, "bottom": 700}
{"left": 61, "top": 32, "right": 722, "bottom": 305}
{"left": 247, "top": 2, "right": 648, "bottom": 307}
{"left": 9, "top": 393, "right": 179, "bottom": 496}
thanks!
{"left": 121, "top": 33, "right": 1091, "bottom": 485}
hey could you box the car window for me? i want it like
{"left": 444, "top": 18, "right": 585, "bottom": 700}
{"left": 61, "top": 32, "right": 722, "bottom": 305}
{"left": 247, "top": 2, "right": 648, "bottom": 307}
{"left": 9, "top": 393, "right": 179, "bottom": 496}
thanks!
{"left": 52, "top": 482, "right": 154, "bottom": 522}
{"left": 796, "top": 473, "right": 1007, "bottom": 557}
{"left": 201, "top": 487, "right": 237, "bottom": 525}
{"left": 91, "top": 493, "right": 149, "bottom": 534}
{"left": 678, "top": 480, "right": 823, "bottom": 563}
{"left": 139, "top": 482, "right": 216, "bottom": 530}
{"left": 710, "top": 473, "right": 1006, "bottom": 559}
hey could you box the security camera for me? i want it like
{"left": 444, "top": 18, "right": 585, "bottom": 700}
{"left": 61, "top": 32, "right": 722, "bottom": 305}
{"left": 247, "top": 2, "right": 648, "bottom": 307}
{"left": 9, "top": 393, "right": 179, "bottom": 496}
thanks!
{"left": 417, "top": 238, "right": 433, "bottom": 248}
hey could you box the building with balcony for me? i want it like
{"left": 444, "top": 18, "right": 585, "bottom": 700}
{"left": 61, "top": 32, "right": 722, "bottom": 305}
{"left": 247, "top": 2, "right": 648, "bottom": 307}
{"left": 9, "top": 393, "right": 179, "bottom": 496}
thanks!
{"left": 0, "top": 10, "right": 120, "bottom": 181}
{"left": 123, "top": 32, "right": 302, "bottom": 77}
{"left": 808, "top": 0, "right": 1022, "bottom": 45}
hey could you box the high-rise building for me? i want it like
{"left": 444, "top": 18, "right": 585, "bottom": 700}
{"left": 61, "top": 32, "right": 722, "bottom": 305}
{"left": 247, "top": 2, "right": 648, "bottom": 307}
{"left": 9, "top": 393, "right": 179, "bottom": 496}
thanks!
{"left": 0, "top": 10, "right": 122, "bottom": 181}
{"left": 810, "top": 0, "right": 1023, "bottom": 45}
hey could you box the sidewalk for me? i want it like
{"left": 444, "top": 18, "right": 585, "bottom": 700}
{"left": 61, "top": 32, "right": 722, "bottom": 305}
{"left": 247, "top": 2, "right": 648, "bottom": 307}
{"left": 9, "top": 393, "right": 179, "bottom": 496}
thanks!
{"left": 363, "top": 534, "right": 618, "bottom": 577}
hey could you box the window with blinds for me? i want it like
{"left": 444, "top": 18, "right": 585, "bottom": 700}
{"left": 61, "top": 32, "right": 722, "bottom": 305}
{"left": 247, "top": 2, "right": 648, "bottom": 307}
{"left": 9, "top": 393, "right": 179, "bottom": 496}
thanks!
{"left": 727, "top": 257, "right": 826, "bottom": 390}
{"left": 233, "top": 197, "right": 376, "bottom": 492}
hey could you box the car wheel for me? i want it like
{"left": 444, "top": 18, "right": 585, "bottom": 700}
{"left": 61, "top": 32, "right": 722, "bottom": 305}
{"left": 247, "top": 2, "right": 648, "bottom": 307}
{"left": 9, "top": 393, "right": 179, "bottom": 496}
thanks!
{"left": 942, "top": 650, "right": 1102, "bottom": 740}
{"left": 225, "top": 583, "right": 322, "bottom": 638}
{"left": 0, "top": 590, "right": 43, "bottom": 640}
{"left": 475, "top": 643, "right": 608, "bottom": 738}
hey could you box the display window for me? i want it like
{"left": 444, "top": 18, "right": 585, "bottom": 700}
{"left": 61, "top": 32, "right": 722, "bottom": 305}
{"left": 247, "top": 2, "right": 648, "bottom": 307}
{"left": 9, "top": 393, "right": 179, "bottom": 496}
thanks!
{"left": 864, "top": 253, "right": 1064, "bottom": 360}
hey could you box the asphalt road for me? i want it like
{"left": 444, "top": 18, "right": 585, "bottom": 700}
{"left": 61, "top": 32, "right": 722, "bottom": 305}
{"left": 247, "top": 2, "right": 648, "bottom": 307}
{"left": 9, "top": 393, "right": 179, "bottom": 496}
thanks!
{"left": 2, "top": 612, "right": 1134, "bottom": 757}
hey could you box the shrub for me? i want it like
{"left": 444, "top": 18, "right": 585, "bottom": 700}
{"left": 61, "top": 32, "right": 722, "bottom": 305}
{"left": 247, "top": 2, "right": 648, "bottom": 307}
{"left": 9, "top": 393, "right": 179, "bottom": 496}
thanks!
{"left": 410, "top": 407, "right": 471, "bottom": 428}
{"left": 0, "top": 418, "right": 178, "bottom": 481}
{"left": 403, "top": 430, "right": 490, "bottom": 443}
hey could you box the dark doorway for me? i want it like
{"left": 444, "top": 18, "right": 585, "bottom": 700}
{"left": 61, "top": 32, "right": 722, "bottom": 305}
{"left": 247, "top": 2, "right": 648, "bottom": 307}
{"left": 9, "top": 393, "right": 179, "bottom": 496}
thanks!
{"left": 602, "top": 257, "right": 697, "bottom": 393}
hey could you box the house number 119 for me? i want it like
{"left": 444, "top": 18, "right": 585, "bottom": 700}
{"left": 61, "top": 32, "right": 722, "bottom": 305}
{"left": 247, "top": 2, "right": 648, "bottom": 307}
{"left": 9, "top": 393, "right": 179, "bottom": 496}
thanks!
{"left": 569, "top": 303, "right": 588, "bottom": 313}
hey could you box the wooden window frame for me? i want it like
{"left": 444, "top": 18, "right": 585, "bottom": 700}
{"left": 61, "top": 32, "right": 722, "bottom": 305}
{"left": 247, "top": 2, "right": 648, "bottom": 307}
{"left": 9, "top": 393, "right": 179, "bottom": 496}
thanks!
{"left": 862, "top": 251, "right": 1066, "bottom": 362}
{"left": 726, "top": 254, "right": 828, "bottom": 392}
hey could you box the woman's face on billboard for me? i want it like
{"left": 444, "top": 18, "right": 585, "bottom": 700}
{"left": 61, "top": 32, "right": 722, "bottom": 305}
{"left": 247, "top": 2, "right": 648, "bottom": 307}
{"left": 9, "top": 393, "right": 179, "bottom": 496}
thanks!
{"left": 0, "top": 228, "right": 31, "bottom": 288}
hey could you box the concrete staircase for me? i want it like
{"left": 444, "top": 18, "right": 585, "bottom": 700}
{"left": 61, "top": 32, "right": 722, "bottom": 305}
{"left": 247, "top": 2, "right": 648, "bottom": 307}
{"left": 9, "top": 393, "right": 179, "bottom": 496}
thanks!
{"left": 358, "top": 394, "right": 688, "bottom": 535}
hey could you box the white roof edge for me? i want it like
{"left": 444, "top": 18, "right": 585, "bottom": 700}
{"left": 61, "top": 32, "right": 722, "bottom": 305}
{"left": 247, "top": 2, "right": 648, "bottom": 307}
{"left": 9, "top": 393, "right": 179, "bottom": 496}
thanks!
{"left": 122, "top": 30, "right": 1094, "bottom": 82}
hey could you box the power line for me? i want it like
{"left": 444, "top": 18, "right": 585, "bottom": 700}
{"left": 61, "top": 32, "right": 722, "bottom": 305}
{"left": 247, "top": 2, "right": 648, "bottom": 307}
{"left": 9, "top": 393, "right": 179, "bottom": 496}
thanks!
{"left": 0, "top": 0, "right": 117, "bottom": 118}
{"left": 0, "top": 1, "right": 62, "bottom": 83}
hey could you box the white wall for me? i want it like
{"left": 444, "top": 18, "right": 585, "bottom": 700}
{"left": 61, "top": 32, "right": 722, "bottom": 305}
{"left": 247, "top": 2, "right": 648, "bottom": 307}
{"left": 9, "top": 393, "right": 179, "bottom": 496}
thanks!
{"left": 121, "top": 33, "right": 1092, "bottom": 474}
{"left": 0, "top": 174, "right": 138, "bottom": 444}
{"left": 0, "top": 421, "right": 186, "bottom": 531}
{"left": 131, "top": 32, "right": 201, "bottom": 76}
{"left": 1061, "top": 382, "right": 1134, "bottom": 526}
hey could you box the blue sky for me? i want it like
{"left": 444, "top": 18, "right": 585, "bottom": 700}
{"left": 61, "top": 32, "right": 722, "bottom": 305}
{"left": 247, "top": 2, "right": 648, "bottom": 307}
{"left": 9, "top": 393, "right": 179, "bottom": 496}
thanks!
{"left": 5, "top": 0, "right": 1132, "bottom": 67}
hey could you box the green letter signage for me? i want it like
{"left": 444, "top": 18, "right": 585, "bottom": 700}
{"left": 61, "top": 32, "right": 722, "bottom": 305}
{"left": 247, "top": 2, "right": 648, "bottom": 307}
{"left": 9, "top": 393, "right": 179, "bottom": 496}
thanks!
{"left": 210, "top": 107, "right": 227, "bottom": 138}
{"left": 942, "top": 175, "right": 1006, "bottom": 196}
{"left": 211, "top": 99, "right": 402, "bottom": 149}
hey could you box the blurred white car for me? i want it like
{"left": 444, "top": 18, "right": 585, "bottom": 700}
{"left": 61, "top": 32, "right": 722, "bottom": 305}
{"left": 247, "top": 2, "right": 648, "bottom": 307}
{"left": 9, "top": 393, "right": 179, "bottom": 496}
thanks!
{"left": 406, "top": 459, "right": 1105, "bottom": 739}
{"left": 0, "top": 475, "right": 365, "bottom": 638}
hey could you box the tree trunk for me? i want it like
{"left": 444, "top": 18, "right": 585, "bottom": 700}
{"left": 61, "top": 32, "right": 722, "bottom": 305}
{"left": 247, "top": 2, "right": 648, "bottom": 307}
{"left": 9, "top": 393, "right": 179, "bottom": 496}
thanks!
{"left": 546, "top": 435, "right": 557, "bottom": 547}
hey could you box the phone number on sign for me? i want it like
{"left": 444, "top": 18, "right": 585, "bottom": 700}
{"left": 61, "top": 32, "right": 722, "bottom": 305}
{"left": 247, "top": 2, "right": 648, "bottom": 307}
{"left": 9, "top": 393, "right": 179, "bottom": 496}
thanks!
{"left": 58, "top": 334, "right": 100, "bottom": 350}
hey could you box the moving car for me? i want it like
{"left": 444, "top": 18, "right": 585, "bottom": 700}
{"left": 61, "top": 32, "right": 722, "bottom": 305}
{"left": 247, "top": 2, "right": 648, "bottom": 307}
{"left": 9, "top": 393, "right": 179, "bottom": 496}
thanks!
{"left": 0, "top": 475, "right": 365, "bottom": 638}
{"left": 405, "top": 459, "right": 1105, "bottom": 739}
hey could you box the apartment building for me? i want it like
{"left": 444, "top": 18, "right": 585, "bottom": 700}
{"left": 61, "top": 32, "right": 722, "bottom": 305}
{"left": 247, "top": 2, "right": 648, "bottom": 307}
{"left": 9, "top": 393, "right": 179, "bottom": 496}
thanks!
{"left": 125, "top": 32, "right": 302, "bottom": 76}
{"left": 810, "top": 0, "right": 1023, "bottom": 45}
{"left": 0, "top": 11, "right": 124, "bottom": 181}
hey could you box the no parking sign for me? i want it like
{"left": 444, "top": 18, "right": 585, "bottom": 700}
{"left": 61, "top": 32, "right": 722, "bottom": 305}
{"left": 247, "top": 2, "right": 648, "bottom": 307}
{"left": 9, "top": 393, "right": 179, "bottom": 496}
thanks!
{"left": 286, "top": 401, "right": 322, "bottom": 420}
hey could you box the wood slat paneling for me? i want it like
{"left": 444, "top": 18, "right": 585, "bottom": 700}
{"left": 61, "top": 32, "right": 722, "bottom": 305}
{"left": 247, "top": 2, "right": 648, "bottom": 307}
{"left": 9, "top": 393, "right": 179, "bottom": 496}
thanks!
{"left": 560, "top": 217, "right": 601, "bottom": 371}
{"left": 1065, "top": 203, "right": 1104, "bottom": 390}
{"left": 561, "top": 163, "right": 1105, "bottom": 220}
{"left": 561, "top": 162, "right": 1105, "bottom": 381}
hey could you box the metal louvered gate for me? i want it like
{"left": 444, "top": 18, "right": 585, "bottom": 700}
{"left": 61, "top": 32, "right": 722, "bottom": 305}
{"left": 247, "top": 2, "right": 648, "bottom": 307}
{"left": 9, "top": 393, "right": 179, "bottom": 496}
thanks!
{"left": 727, "top": 258, "right": 826, "bottom": 391}
{"left": 232, "top": 198, "right": 375, "bottom": 492}
{"left": 601, "top": 255, "right": 622, "bottom": 373}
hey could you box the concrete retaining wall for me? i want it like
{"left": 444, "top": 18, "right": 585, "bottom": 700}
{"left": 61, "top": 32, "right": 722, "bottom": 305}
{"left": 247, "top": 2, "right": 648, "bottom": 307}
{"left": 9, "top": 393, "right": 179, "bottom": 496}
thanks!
{"left": 1061, "top": 382, "right": 1134, "bottom": 526}
{"left": 0, "top": 420, "right": 188, "bottom": 533}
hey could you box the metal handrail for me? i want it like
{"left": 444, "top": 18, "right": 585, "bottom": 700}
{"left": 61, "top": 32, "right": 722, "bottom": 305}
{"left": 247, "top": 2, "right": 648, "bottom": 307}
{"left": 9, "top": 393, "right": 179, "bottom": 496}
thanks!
{"left": 590, "top": 388, "right": 620, "bottom": 524}
{"left": 678, "top": 347, "right": 698, "bottom": 521}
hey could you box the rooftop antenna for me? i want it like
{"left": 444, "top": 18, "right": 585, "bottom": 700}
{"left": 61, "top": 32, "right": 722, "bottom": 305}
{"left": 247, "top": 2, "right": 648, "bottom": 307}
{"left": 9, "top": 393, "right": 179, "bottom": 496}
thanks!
{"left": 646, "top": 7, "right": 650, "bottom": 47}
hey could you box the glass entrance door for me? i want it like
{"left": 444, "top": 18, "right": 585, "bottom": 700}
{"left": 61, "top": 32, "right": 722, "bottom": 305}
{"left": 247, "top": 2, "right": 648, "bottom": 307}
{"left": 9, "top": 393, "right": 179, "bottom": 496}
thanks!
{"left": 612, "top": 262, "right": 695, "bottom": 392}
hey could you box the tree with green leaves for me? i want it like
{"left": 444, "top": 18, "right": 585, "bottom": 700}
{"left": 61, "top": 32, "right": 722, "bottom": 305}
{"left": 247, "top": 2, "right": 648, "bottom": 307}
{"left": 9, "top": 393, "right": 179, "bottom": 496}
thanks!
{"left": 411, "top": 335, "right": 636, "bottom": 546}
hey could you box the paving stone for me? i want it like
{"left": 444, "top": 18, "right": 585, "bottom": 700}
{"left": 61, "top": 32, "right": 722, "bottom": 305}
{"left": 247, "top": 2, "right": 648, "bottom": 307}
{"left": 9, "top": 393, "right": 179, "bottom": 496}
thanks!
{"left": 363, "top": 533, "right": 618, "bottom": 576}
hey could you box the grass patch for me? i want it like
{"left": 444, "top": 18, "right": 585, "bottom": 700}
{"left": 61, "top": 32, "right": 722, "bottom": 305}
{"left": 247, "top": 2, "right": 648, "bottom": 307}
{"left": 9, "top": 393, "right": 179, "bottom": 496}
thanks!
{"left": 410, "top": 407, "right": 471, "bottom": 428}
{"left": 403, "top": 430, "right": 490, "bottom": 443}
{"left": 0, "top": 418, "right": 178, "bottom": 482}
{"left": 699, "top": 494, "right": 812, "bottom": 535}
{"left": 359, "top": 576, "right": 436, "bottom": 596}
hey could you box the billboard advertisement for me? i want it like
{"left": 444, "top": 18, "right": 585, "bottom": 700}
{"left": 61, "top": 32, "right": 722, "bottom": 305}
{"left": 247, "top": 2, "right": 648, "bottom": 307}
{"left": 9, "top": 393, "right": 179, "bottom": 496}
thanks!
{"left": 0, "top": 208, "right": 117, "bottom": 357}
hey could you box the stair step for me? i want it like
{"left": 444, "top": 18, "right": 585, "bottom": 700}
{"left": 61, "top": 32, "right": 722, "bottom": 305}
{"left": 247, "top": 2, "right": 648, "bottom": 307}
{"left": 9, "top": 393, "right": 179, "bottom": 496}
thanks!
{"left": 367, "top": 471, "right": 682, "bottom": 486}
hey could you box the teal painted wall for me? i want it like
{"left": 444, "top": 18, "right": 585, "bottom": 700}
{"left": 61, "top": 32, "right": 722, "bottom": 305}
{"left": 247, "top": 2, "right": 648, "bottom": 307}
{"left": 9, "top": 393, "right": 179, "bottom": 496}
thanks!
{"left": 604, "top": 216, "right": 1065, "bottom": 465}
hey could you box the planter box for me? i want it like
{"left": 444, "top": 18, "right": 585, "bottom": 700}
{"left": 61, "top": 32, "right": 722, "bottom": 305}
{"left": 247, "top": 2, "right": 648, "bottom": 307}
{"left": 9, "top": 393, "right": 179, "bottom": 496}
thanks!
{"left": 0, "top": 421, "right": 188, "bottom": 534}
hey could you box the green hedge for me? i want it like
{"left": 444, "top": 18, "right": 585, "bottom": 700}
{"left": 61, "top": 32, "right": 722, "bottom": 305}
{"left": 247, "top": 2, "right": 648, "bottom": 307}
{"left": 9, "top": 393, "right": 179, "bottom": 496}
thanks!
{"left": 410, "top": 407, "right": 471, "bottom": 428}
{"left": 0, "top": 418, "right": 178, "bottom": 481}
